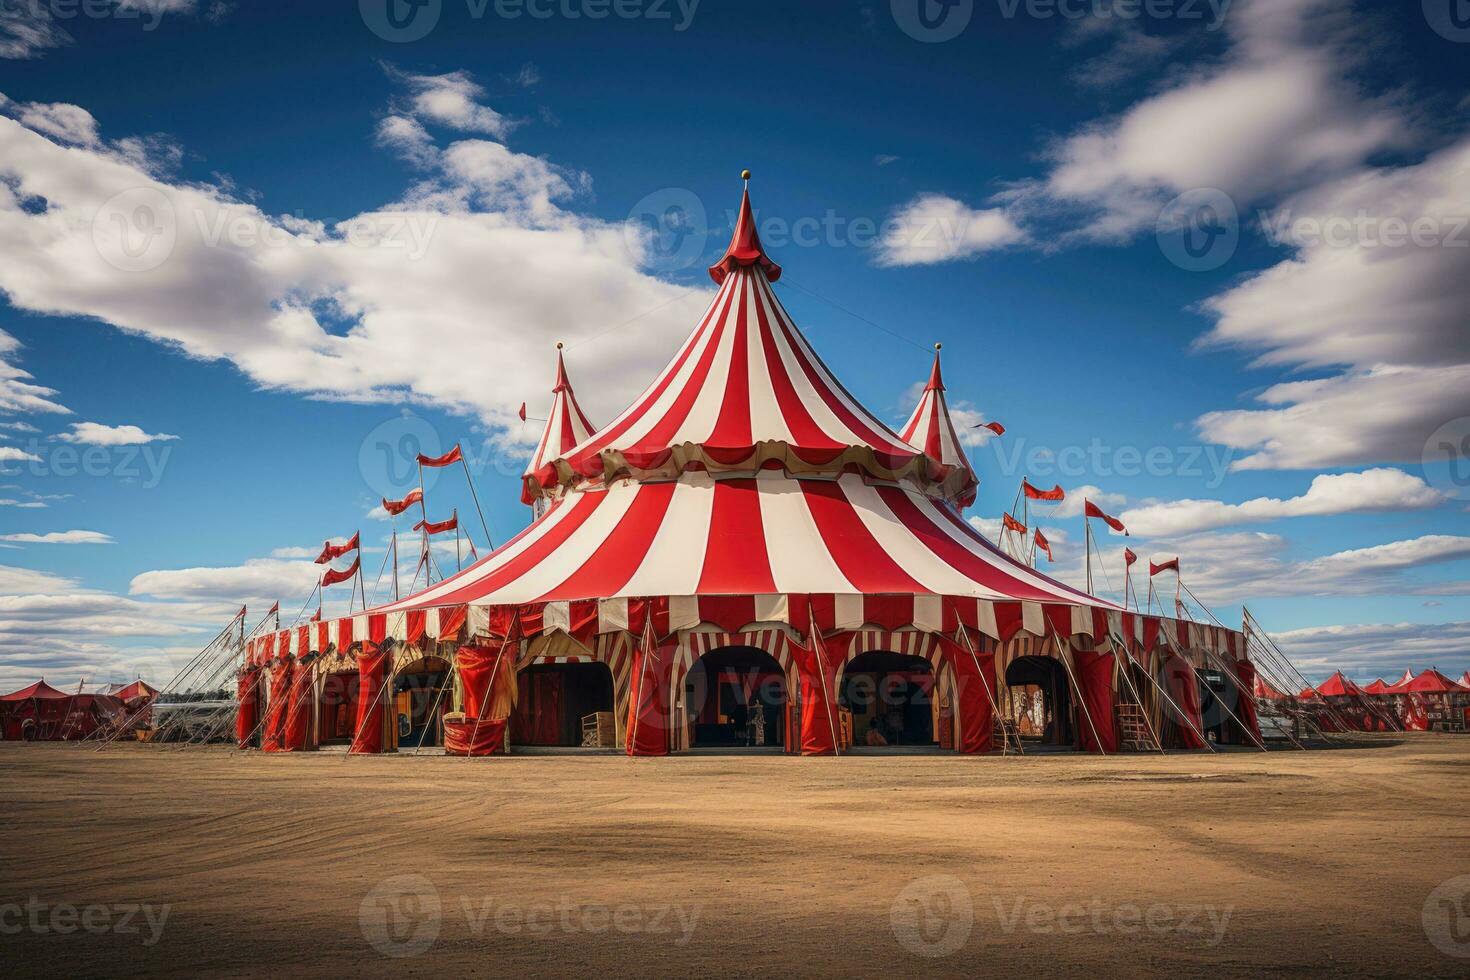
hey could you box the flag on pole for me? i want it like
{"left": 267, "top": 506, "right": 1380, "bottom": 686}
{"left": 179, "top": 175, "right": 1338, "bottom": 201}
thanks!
{"left": 416, "top": 444, "right": 464, "bottom": 467}
{"left": 1149, "top": 557, "right": 1180, "bottom": 576}
{"left": 975, "top": 421, "right": 1005, "bottom": 436}
{"left": 1033, "top": 528, "right": 1053, "bottom": 562}
{"left": 1022, "top": 480, "right": 1065, "bottom": 501}
{"left": 1002, "top": 512, "right": 1027, "bottom": 535}
{"left": 413, "top": 514, "right": 459, "bottom": 535}
{"left": 518, "top": 403, "right": 527, "bottom": 422}
{"left": 321, "top": 557, "right": 360, "bottom": 588}
{"left": 382, "top": 488, "right": 424, "bottom": 516}
{"left": 314, "top": 532, "right": 360, "bottom": 564}
{"left": 1124, "top": 548, "right": 1138, "bottom": 566}
{"left": 1084, "top": 500, "right": 1128, "bottom": 535}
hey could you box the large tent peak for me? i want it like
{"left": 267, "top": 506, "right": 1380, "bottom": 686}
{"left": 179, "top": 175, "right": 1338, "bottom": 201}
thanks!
{"left": 899, "top": 347, "right": 978, "bottom": 507}
{"left": 708, "top": 183, "right": 781, "bottom": 285}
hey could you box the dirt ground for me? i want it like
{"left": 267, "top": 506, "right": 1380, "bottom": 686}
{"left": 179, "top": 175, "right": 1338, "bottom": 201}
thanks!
{"left": 1, "top": 736, "right": 1467, "bottom": 978}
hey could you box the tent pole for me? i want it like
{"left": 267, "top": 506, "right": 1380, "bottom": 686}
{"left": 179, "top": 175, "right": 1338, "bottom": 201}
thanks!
{"left": 460, "top": 456, "right": 494, "bottom": 551}
{"left": 1053, "top": 630, "right": 1107, "bottom": 755}
{"left": 955, "top": 620, "right": 1020, "bottom": 756}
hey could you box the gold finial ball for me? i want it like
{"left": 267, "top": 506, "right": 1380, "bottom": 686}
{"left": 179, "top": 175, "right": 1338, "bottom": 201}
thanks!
{"left": 555, "top": 341, "right": 564, "bottom": 349}
{"left": 741, "top": 169, "right": 751, "bottom": 181}
{"left": 934, "top": 342, "right": 942, "bottom": 351}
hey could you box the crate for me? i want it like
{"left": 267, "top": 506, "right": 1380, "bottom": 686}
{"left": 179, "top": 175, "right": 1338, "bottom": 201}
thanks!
{"left": 581, "top": 711, "right": 615, "bottom": 747}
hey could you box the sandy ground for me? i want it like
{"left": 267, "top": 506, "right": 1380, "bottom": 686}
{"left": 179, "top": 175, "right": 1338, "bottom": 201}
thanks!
{"left": 1, "top": 736, "right": 1468, "bottom": 978}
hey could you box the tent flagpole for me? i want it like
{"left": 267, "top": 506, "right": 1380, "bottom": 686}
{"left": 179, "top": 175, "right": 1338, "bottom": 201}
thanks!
{"left": 460, "top": 456, "right": 493, "bottom": 551}
{"left": 1085, "top": 520, "right": 1093, "bottom": 595}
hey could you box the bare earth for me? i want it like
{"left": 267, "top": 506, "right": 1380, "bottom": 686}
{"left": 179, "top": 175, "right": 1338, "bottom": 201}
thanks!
{"left": 1, "top": 736, "right": 1468, "bottom": 978}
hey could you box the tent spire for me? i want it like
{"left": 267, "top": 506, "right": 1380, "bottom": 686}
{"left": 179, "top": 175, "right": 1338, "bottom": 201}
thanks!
{"left": 522, "top": 342, "right": 597, "bottom": 510}
{"left": 709, "top": 170, "right": 781, "bottom": 284}
{"left": 899, "top": 342, "right": 978, "bottom": 507}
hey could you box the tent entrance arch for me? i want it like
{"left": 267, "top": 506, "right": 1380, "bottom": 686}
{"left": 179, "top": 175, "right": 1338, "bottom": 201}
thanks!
{"left": 1005, "top": 655, "right": 1074, "bottom": 747}
{"left": 317, "top": 670, "right": 360, "bottom": 746}
{"left": 840, "top": 651, "right": 937, "bottom": 748}
{"left": 682, "top": 646, "right": 787, "bottom": 750}
{"left": 510, "top": 660, "right": 615, "bottom": 747}
{"left": 394, "top": 655, "right": 451, "bottom": 749}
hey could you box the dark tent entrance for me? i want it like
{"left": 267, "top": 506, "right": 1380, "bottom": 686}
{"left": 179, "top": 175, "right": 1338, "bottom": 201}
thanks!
{"left": 841, "top": 651, "right": 937, "bottom": 748}
{"left": 1196, "top": 665, "right": 1252, "bottom": 746}
{"left": 683, "top": 646, "right": 787, "bottom": 750}
{"left": 1005, "top": 655, "right": 1075, "bottom": 747}
{"left": 511, "top": 661, "right": 615, "bottom": 747}
{"left": 394, "top": 656, "right": 451, "bottom": 749}
{"left": 318, "top": 671, "right": 360, "bottom": 746}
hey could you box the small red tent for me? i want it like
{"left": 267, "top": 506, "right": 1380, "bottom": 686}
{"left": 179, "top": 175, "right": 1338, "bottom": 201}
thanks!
{"left": 1362, "top": 678, "right": 1392, "bottom": 694}
{"left": 1253, "top": 675, "right": 1291, "bottom": 700}
{"left": 1386, "top": 669, "right": 1416, "bottom": 693}
{"left": 1401, "top": 669, "right": 1467, "bottom": 694}
{"left": 0, "top": 681, "right": 72, "bottom": 740}
{"left": 1316, "top": 671, "right": 1365, "bottom": 698}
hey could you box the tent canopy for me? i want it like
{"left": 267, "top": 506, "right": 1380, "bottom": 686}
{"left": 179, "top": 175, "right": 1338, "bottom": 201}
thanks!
{"left": 1400, "top": 669, "right": 1467, "bottom": 694}
{"left": 1316, "top": 670, "right": 1365, "bottom": 698}
{"left": 0, "top": 680, "right": 70, "bottom": 701}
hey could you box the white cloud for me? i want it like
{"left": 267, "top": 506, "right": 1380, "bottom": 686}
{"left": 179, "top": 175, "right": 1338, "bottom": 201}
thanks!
{"left": 390, "top": 69, "right": 516, "bottom": 139}
{"left": 14, "top": 101, "right": 99, "bottom": 146}
{"left": 1272, "top": 620, "right": 1470, "bottom": 680}
{"left": 1052, "top": 485, "right": 1128, "bottom": 520}
{"left": 0, "top": 530, "right": 114, "bottom": 544}
{"left": 0, "top": 329, "right": 70, "bottom": 416}
{"left": 0, "top": 6, "right": 72, "bottom": 59}
{"left": 0, "top": 75, "right": 703, "bottom": 445}
{"left": 0, "top": 446, "right": 41, "bottom": 463}
{"left": 129, "top": 557, "right": 321, "bottom": 602}
{"left": 0, "top": 420, "right": 39, "bottom": 432}
{"left": 1062, "top": 531, "right": 1470, "bottom": 604}
{"left": 0, "top": 564, "right": 78, "bottom": 593}
{"left": 875, "top": 194, "right": 1025, "bottom": 266}
{"left": 0, "top": 499, "right": 46, "bottom": 508}
{"left": 56, "top": 422, "right": 179, "bottom": 446}
{"left": 1001, "top": 0, "right": 1410, "bottom": 243}
{"left": 1120, "top": 469, "right": 1443, "bottom": 536}
{"left": 268, "top": 545, "right": 318, "bottom": 559}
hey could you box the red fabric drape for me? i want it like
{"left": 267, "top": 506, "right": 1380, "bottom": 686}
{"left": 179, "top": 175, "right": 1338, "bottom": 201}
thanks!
{"left": 444, "top": 718, "right": 506, "bottom": 756}
{"left": 513, "top": 671, "right": 564, "bottom": 745}
{"left": 625, "top": 634, "right": 674, "bottom": 756}
{"left": 235, "top": 668, "right": 261, "bottom": 748}
{"left": 456, "top": 643, "right": 509, "bottom": 721}
{"left": 1162, "top": 655, "right": 1207, "bottom": 749}
{"left": 934, "top": 635, "right": 995, "bottom": 754}
{"left": 350, "top": 644, "right": 391, "bottom": 754}
{"left": 1071, "top": 648, "right": 1119, "bottom": 754}
{"left": 281, "top": 659, "right": 315, "bottom": 751}
{"left": 1232, "top": 659, "right": 1263, "bottom": 746}
{"left": 786, "top": 635, "right": 843, "bottom": 756}
{"left": 262, "top": 659, "right": 293, "bottom": 752}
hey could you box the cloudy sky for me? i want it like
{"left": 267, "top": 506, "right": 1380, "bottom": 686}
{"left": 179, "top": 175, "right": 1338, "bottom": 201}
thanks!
{"left": 0, "top": 0, "right": 1466, "bottom": 689}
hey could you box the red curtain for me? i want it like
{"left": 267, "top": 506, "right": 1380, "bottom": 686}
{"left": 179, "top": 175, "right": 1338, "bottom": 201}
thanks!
{"left": 457, "top": 643, "right": 509, "bottom": 721}
{"left": 281, "top": 659, "right": 315, "bottom": 751}
{"left": 444, "top": 718, "right": 506, "bottom": 756}
{"left": 1071, "top": 648, "right": 1119, "bottom": 754}
{"left": 934, "top": 635, "right": 994, "bottom": 754}
{"left": 235, "top": 668, "right": 261, "bottom": 748}
{"left": 1232, "top": 659, "right": 1263, "bottom": 745}
{"left": 1162, "top": 655, "right": 1207, "bottom": 750}
{"left": 350, "top": 644, "right": 391, "bottom": 754}
{"left": 262, "top": 659, "right": 293, "bottom": 752}
{"left": 625, "top": 635, "right": 674, "bottom": 756}
{"left": 512, "top": 672, "right": 564, "bottom": 745}
{"left": 787, "top": 636, "right": 842, "bottom": 756}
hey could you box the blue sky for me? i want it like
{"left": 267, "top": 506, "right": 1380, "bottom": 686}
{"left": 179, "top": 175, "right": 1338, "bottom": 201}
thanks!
{"left": 0, "top": 0, "right": 1467, "bottom": 688}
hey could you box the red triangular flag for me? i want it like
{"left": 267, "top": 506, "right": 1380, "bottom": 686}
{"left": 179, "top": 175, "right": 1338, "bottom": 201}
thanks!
{"left": 1022, "top": 479, "right": 1065, "bottom": 501}
{"left": 382, "top": 488, "right": 424, "bottom": 516}
{"left": 416, "top": 444, "right": 463, "bottom": 467}
{"left": 1084, "top": 500, "right": 1128, "bottom": 535}
{"left": 518, "top": 402, "right": 527, "bottom": 422}
{"left": 1033, "top": 528, "right": 1053, "bottom": 562}
{"left": 321, "top": 556, "right": 360, "bottom": 588}
{"left": 1002, "top": 512, "right": 1027, "bottom": 535}
{"left": 1150, "top": 557, "right": 1180, "bottom": 577}
{"left": 1124, "top": 548, "right": 1138, "bottom": 567}
{"left": 976, "top": 421, "right": 1005, "bottom": 436}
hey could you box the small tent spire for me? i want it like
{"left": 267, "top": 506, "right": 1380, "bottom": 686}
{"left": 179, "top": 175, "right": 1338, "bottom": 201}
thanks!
{"left": 523, "top": 343, "right": 597, "bottom": 509}
{"left": 925, "top": 343, "right": 945, "bottom": 392}
{"left": 709, "top": 170, "right": 782, "bottom": 285}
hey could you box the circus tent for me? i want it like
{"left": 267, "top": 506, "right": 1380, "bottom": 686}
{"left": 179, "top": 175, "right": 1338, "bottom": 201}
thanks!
{"left": 242, "top": 180, "right": 1255, "bottom": 758}
{"left": 1362, "top": 678, "right": 1391, "bottom": 695}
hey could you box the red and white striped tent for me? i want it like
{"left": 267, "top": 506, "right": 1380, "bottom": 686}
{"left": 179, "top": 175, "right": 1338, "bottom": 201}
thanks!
{"left": 521, "top": 343, "right": 596, "bottom": 510}
{"left": 245, "top": 181, "right": 1253, "bottom": 757}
